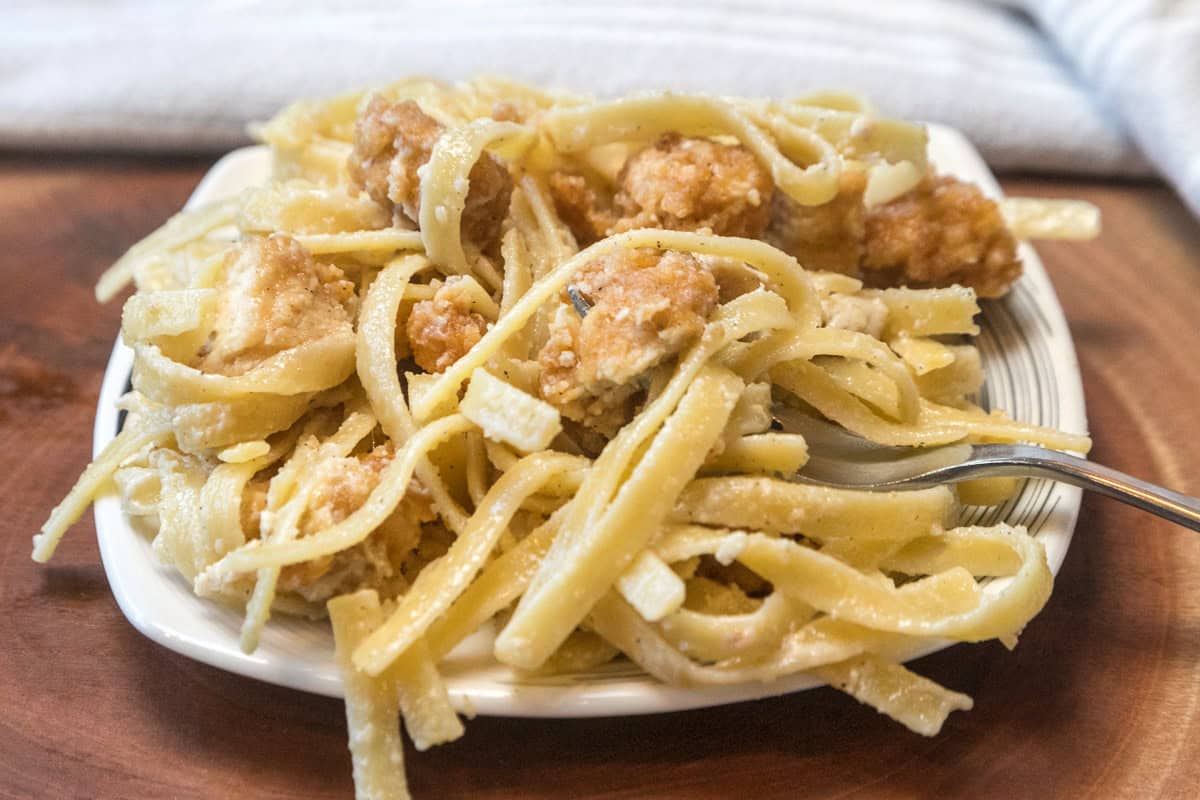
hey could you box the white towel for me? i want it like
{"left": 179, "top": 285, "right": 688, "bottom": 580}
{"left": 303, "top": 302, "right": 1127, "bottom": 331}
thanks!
{"left": 1, "top": 0, "right": 1196, "bottom": 212}
{"left": 1022, "top": 0, "right": 1200, "bottom": 215}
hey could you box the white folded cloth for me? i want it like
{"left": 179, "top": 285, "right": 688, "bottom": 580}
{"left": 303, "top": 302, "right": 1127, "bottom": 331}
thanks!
{"left": 1, "top": 0, "right": 1196, "bottom": 213}
{"left": 1021, "top": 0, "right": 1200, "bottom": 215}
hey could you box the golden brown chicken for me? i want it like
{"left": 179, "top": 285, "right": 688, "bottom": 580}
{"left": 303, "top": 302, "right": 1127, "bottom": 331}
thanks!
{"left": 612, "top": 133, "right": 774, "bottom": 238}
{"left": 549, "top": 133, "right": 774, "bottom": 245}
{"left": 767, "top": 171, "right": 1021, "bottom": 298}
{"left": 272, "top": 446, "right": 436, "bottom": 603}
{"left": 862, "top": 174, "right": 1021, "bottom": 298}
{"left": 197, "top": 234, "right": 355, "bottom": 376}
{"left": 538, "top": 248, "right": 718, "bottom": 435}
{"left": 406, "top": 276, "right": 490, "bottom": 373}
{"left": 765, "top": 170, "right": 867, "bottom": 275}
{"left": 349, "top": 96, "right": 512, "bottom": 252}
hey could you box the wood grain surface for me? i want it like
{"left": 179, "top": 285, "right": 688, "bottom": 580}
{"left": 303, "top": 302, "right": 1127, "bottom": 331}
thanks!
{"left": 1, "top": 154, "right": 1198, "bottom": 800}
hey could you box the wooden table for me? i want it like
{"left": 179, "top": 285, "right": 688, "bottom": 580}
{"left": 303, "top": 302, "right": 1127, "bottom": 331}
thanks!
{"left": 2, "top": 154, "right": 1198, "bottom": 799}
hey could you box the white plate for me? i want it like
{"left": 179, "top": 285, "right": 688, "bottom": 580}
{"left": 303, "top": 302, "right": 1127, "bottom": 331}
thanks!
{"left": 92, "top": 125, "right": 1088, "bottom": 718}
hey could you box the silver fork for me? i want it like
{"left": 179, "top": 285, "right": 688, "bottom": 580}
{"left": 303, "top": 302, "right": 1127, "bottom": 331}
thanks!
{"left": 799, "top": 443, "right": 1200, "bottom": 532}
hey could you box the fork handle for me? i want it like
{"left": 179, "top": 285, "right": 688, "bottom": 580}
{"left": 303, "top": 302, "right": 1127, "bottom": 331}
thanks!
{"left": 964, "top": 444, "right": 1200, "bottom": 532}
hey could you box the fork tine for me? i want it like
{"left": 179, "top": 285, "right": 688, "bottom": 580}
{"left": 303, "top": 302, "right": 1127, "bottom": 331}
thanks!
{"left": 799, "top": 443, "right": 974, "bottom": 488}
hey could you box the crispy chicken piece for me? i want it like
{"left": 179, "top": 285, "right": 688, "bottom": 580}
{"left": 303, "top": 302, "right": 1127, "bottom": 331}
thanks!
{"left": 766, "top": 170, "right": 1021, "bottom": 298}
{"left": 548, "top": 133, "right": 775, "bottom": 244}
{"left": 197, "top": 235, "right": 355, "bottom": 376}
{"left": 548, "top": 171, "right": 618, "bottom": 246}
{"left": 348, "top": 96, "right": 512, "bottom": 251}
{"left": 766, "top": 170, "right": 867, "bottom": 274}
{"left": 458, "top": 146, "right": 514, "bottom": 252}
{"left": 537, "top": 303, "right": 595, "bottom": 421}
{"left": 406, "top": 276, "right": 489, "bottom": 373}
{"left": 538, "top": 248, "right": 718, "bottom": 435}
{"left": 613, "top": 133, "right": 774, "bottom": 238}
{"left": 863, "top": 175, "right": 1021, "bottom": 298}
{"left": 275, "top": 444, "right": 437, "bottom": 603}
{"left": 572, "top": 249, "right": 718, "bottom": 385}
{"left": 349, "top": 97, "right": 438, "bottom": 220}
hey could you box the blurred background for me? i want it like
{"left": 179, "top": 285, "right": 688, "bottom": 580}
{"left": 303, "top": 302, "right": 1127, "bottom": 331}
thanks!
{"left": 0, "top": 0, "right": 1196, "bottom": 211}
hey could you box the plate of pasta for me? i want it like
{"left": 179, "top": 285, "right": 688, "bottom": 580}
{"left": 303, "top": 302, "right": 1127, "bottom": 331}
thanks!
{"left": 37, "top": 78, "right": 1099, "bottom": 796}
